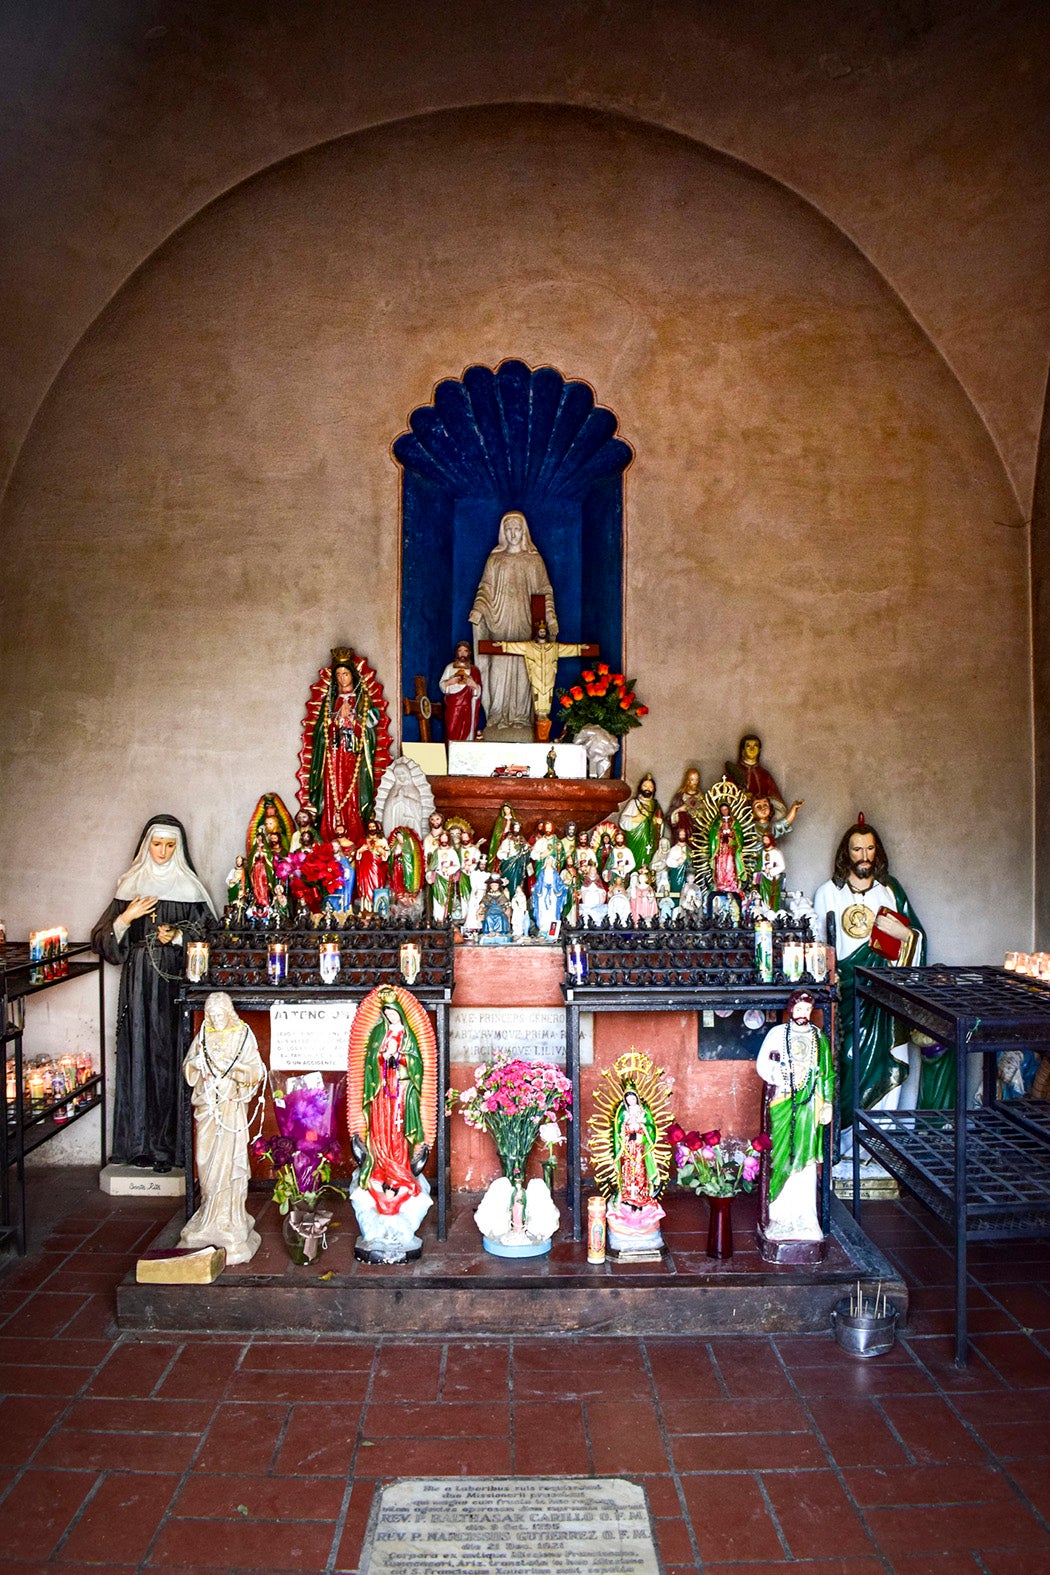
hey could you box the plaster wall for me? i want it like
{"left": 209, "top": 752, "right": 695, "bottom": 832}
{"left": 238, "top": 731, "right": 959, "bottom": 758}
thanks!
{"left": 0, "top": 105, "right": 1030, "bottom": 1158}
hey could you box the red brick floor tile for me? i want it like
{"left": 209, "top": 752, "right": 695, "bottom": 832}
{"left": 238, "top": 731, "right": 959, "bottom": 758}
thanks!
{"left": 982, "top": 1553, "right": 1050, "bottom": 1575}
{"left": 239, "top": 1338, "right": 375, "bottom": 1371}
{"left": 332, "top": 1478, "right": 377, "bottom": 1574}
{"left": 878, "top": 1393, "right": 989, "bottom": 1465}
{"left": 273, "top": 1403, "right": 363, "bottom": 1475}
{"left": 35, "top": 1427, "right": 201, "bottom": 1473}
{"left": 661, "top": 1395, "right": 810, "bottom": 1435}
{"left": 0, "top": 1467, "right": 97, "bottom": 1559}
{"left": 761, "top": 1469, "right": 877, "bottom": 1559}
{"left": 513, "top": 1400, "right": 590, "bottom": 1474}
{"left": 441, "top": 1339, "right": 510, "bottom": 1399}
{"left": 59, "top": 1470, "right": 181, "bottom": 1563}
{"left": 511, "top": 1359, "right": 653, "bottom": 1402}
{"left": 0, "top": 1361, "right": 90, "bottom": 1396}
{"left": 654, "top": 1513, "right": 697, "bottom": 1566}
{"left": 983, "top": 1282, "right": 1050, "bottom": 1329}
{"left": 0, "top": 1252, "right": 66, "bottom": 1293}
{"left": 0, "top": 1395, "right": 67, "bottom": 1467}
{"left": 1002, "top": 1456, "right": 1050, "bottom": 1520}
{"left": 56, "top": 1294, "right": 118, "bottom": 1341}
{"left": 86, "top": 1340, "right": 180, "bottom": 1397}
{"left": 635, "top": 1474, "right": 681, "bottom": 1516}
{"left": 967, "top": 1331, "right": 1050, "bottom": 1388}
{"left": 224, "top": 1366, "right": 368, "bottom": 1405}
{"left": 145, "top": 1516, "right": 336, "bottom": 1569}
{"left": 361, "top": 1399, "right": 510, "bottom": 1438}
{"left": 707, "top": 1338, "right": 795, "bottom": 1399}
{"left": 0, "top": 1291, "right": 89, "bottom": 1338}
{"left": 681, "top": 1471, "right": 785, "bottom": 1563}
{"left": 864, "top": 1498, "right": 1050, "bottom": 1559}
{"left": 0, "top": 1335, "right": 111, "bottom": 1367}
{"left": 671, "top": 1429, "right": 827, "bottom": 1471}
{"left": 171, "top": 1471, "right": 346, "bottom": 1520}
{"left": 586, "top": 1398, "right": 670, "bottom": 1473}
{"left": 844, "top": 1461, "right": 1015, "bottom": 1506}
{"left": 888, "top": 1557, "right": 984, "bottom": 1575}
{"left": 904, "top": 1334, "right": 1013, "bottom": 1393}
{"left": 350, "top": 1435, "right": 512, "bottom": 1477}
{"left": 950, "top": 1386, "right": 1050, "bottom": 1456}
{"left": 806, "top": 1395, "right": 909, "bottom": 1470}
{"left": 195, "top": 1402, "right": 287, "bottom": 1474}
{"left": 369, "top": 1343, "right": 442, "bottom": 1403}
{"left": 513, "top": 1335, "right": 644, "bottom": 1370}
{"left": 645, "top": 1339, "right": 723, "bottom": 1400}
{"left": 63, "top": 1395, "right": 214, "bottom": 1434}
{"left": 707, "top": 1563, "right": 885, "bottom": 1575}
{"left": 788, "top": 1354, "right": 935, "bottom": 1398}
{"left": 156, "top": 1342, "right": 246, "bottom": 1399}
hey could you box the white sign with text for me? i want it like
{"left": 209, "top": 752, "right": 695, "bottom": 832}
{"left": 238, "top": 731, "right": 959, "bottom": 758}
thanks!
{"left": 269, "top": 1001, "right": 358, "bottom": 1071}
{"left": 450, "top": 1006, "right": 592, "bottom": 1067}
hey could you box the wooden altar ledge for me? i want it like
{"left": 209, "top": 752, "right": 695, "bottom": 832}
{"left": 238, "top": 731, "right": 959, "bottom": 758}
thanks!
{"left": 429, "top": 776, "right": 628, "bottom": 840}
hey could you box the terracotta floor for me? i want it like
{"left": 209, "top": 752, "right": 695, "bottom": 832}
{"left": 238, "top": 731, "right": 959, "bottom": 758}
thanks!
{"left": 0, "top": 1170, "right": 1048, "bottom": 1574}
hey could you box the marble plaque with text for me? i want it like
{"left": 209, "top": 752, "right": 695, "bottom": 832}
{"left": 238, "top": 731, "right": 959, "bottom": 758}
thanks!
{"left": 450, "top": 1006, "right": 592, "bottom": 1066}
{"left": 361, "top": 1477, "right": 659, "bottom": 1575}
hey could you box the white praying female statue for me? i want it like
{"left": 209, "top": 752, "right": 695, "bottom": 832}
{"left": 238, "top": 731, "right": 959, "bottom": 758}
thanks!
{"left": 468, "top": 511, "right": 557, "bottom": 733}
{"left": 180, "top": 992, "right": 266, "bottom": 1266}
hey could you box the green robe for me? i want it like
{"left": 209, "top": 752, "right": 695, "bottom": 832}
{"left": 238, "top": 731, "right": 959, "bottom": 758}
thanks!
{"left": 766, "top": 1023, "right": 834, "bottom": 1203}
{"left": 830, "top": 876, "right": 925, "bottom": 1127}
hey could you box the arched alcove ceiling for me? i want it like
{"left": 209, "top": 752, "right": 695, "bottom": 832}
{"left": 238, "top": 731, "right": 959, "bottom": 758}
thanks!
{"left": 2, "top": 100, "right": 1028, "bottom": 525}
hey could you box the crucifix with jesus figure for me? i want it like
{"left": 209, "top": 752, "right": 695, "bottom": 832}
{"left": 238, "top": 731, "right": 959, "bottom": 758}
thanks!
{"left": 479, "top": 593, "right": 599, "bottom": 741}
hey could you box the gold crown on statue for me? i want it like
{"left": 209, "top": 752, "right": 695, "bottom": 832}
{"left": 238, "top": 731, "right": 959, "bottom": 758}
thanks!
{"left": 330, "top": 647, "right": 356, "bottom": 669}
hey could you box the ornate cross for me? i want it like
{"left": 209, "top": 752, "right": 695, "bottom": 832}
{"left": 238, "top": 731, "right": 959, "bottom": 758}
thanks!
{"left": 402, "top": 675, "right": 444, "bottom": 742}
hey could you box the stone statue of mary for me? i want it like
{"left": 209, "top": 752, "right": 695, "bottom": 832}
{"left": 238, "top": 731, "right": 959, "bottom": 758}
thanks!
{"left": 468, "top": 511, "right": 558, "bottom": 737}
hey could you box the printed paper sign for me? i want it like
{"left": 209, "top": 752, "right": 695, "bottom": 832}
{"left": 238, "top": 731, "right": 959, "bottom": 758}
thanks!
{"left": 269, "top": 1001, "right": 358, "bottom": 1071}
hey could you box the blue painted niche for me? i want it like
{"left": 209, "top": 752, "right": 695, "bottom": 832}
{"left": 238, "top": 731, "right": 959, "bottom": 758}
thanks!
{"left": 395, "top": 361, "right": 632, "bottom": 741}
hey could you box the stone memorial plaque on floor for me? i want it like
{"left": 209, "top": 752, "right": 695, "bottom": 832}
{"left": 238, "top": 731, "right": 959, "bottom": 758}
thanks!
{"left": 361, "top": 1477, "right": 659, "bottom": 1574}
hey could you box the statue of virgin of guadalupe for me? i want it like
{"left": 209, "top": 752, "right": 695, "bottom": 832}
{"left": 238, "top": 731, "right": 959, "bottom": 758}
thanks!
{"left": 468, "top": 511, "right": 557, "bottom": 734}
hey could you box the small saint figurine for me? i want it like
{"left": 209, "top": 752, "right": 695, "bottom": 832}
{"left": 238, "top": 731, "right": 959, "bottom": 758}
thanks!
{"left": 438, "top": 640, "right": 483, "bottom": 742}
{"left": 347, "top": 987, "right": 437, "bottom": 1263}
{"left": 479, "top": 875, "right": 513, "bottom": 942}
{"left": 588, "top": 1050, "right": 673, "bottom": 1255}
{"left": 355, "top": 819, "right": 391, "bottom": 915}
{"left": 725, "top": 734, "right": 802, "bottom": 827}
{"left": 629, "top": 866, "right": 659, "bottom": 923}
{"left": 479, "top": 617, "right": 598, "bottom": 741}
{"left": 530, "top": 856, "right": 567, "bottom": 937}
{"left": 497, "top": 819, "right": 529, "bottom": 898}
{"left": 180, "top": 992, "right": 266, "bottom": 1265}
{"left": 755, "top": 990, "right": 833, "bottom": 1260}
{"left": 667, "top": 766, "right": 703, "bottom": 838}
{"left": 691, "top": 780, "right": 761, "bottom": 899}
{"left": 618, "top": 773, "right": 664, "bottom": 869}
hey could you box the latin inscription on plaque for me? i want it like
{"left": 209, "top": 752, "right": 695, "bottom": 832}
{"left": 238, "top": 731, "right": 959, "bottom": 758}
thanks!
{"left": 362, "top": 1478, "right": 659, "bottom": 1575}
{"left": 450, "top": 1007, "right": 593, "bottom": 1067}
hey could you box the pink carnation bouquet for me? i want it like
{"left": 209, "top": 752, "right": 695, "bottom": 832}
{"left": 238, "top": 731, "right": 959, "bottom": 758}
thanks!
{"left": 446, "top": 1055, "right": 572, "bottom": 1182}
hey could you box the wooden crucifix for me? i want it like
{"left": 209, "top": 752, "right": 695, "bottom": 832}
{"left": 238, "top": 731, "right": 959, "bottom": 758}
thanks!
{"left": 478, "top": 596, "right": 599, "bottom": 740}
{"left": 402, "top": 675, "right": 444, "bottom": 742}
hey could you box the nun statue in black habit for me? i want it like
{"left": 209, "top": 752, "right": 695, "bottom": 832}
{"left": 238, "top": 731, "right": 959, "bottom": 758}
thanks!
{"left": 91, "top": 816, "right": 215, "bottom": 1172}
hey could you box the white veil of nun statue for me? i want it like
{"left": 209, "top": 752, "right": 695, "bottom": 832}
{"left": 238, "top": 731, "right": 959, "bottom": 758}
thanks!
{"left": 468, "top": 511, "right": 557, "bottom": 736}
{"left": 179, "top": 992, "right": 266, "bottom": 1266}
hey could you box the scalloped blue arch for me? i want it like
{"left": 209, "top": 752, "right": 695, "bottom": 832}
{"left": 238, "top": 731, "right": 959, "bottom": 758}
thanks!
{"left": 395, "top": 360, "right": 632, "bottom": 741}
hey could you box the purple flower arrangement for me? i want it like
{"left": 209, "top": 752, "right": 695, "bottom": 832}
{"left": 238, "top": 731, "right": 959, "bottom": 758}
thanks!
{"left": 251, "top": 1074, "right": 347, "bottom": 1213}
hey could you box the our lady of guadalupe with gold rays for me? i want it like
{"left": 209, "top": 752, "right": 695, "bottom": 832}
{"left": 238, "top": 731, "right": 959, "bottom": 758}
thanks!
{"left": 588, "top": 1050, "right": 675, "bottom": 1256}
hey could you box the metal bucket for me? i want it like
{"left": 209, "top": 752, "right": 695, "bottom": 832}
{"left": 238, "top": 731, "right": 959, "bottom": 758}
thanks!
{"left": 831, "top": 1296, "right": 898, "bottom": 1358}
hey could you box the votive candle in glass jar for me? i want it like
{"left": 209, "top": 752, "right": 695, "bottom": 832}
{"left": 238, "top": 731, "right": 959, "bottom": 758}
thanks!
{"left": 1003, "top": 952, "right": 1019, "bottom": 972}
{"left": 804, "top": 942, "right": 828, "bottom": 982}
{"left": 399, "top": 942, "right": 421, "bottom": 986}
{"left": 782, "top": 940, "right": 804, "bottom": 982}
{"left": 319, "top": 939, "right": 341, "bottom": 984}
{"left": 567, "top": 940, "right": 588, "bottom": 983}
{"left": 267, "top": 941, "right": 288, "bottom": 986}
{"left": 186, "top": 940, "right": 210, "bottom": 983}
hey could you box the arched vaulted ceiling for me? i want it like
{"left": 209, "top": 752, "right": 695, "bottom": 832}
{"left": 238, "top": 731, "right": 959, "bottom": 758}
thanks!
{"left": 0, "top": 0, "right": 1046, "bottom": 513}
